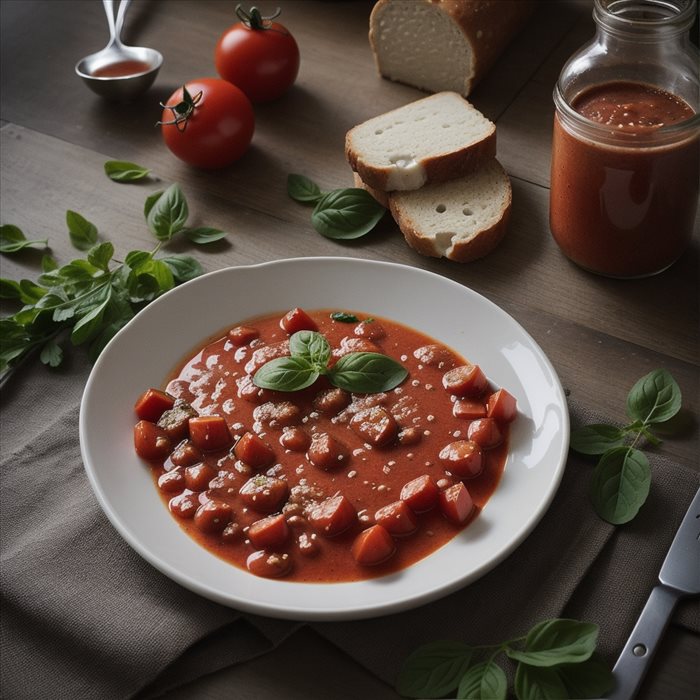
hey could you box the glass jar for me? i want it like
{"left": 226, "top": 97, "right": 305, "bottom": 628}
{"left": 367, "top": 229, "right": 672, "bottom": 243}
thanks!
{"left": 549, "top": 0, "right": 700, "bottom": 278}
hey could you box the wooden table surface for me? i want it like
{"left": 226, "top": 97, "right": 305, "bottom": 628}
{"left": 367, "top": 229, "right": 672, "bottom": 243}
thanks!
{"left": 1, "top": 1, "right": 698, "bottom": 698}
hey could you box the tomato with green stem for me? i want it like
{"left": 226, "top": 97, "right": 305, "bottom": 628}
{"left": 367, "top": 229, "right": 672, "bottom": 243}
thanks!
{"left": 215, "top": 5, "right": 300, "bottom": 102}
{"left": 159, "top": 78, "right": 254, "bottom": 169}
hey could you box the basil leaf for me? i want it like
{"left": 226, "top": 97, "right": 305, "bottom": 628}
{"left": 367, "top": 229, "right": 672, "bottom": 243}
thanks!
{"left": 396, "top": 641, "right": 473, "bottom": 699}
{"left": 507, "top": 619, "right": 598, "bottom": 668}
{"left": 104, "top": 160, "right": 151, "bottom": 182}
{"left": 287, "top": 173, "right": 323, "bottom": 203}
{"left": 329, "top": 352, "right": 407, "bottom": 393}
{"left": 147, "top": 183, "right": 189, "bottom": 240}
{"left": 184, "top": 227, "right": 228, "bottom": 244}
{"left": 289, "top": 330, "right": 331, "bottom": 367}
{"left": 626, "top": 369, "right": 681, "bottom": 425}
{"left": 555, "top": 654, "right": 614, "bottom": 698}
{"left": 330, "top": 311, "right": 359, "bottom": 323}
{"left": 253, "top": 356, "right": 319, "bottom": 392}
{"left": 570, "top": 424, "right": 625, "bottom": 455}
{"left": 514, "top": 663, "right": 569, "bottom": 700}
{"left": 125, "top": 250, "right": 152, "bottom": 270}
{"left": 144, "top": 190, "right": 164, "bottom": 217}
{"left": 0, "top": 278, "right": 22, "bottom": 299}
{"left": 311, "top": 188, "right": 385, "bottom": 240}
{"left": 87, "top": 242, "right": 114, "bottom": 272}
{"left": 71, "top": 290, "right": 112, "bottom": 345}
{"left": 590, "top": 446, "right": 650, "bottom": 524}
{"left": 0, "top": 224, "right": 48, "bottom": 253}
{"left": 66, "top": 210, "right": 98, "bottom": 251}
{"left": 457, "top": 660, "right": 507, "bottom": 700}
{"left": 160, "top": 254, "right": 203, "bottom": 283}
{"left": 40, "top": 339, "right": 64, "bottom": 368}
{"left": 19, "top": 279, "right": 47, "bottom": 304}
{"left": 41, "top": 255, "right": 58, "bottom": 272}
{"left": 135, "top": 259, "right": 175, "bottom": 293}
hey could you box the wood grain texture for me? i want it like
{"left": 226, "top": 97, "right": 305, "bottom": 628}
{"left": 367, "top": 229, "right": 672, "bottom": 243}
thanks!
{"left": 1, "top": 2, "right": 698, "bottom": 699}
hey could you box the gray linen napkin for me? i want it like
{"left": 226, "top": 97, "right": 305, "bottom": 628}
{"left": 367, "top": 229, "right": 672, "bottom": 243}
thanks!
{"left": 1, "top": 356, "right": 698, "bottom": 699}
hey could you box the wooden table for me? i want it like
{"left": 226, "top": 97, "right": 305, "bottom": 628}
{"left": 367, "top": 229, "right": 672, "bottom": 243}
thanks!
{"left": 1, "top": 1, "right": 697, "bottom": 698}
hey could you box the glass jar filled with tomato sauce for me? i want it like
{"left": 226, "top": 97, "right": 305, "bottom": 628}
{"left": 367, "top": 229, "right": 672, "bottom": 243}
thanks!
{"left": 550, "top": 0, "right": 699, "bottom": 278}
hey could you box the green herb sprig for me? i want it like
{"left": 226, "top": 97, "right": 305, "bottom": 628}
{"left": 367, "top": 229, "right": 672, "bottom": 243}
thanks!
{"left": 397, "top": 618, "right": 614, "bottom": 700}
{"left": 571, "top": 369, "right": 682, "bottom": 524}
{"left": 0, "top": 166, "right": 227, "bottom": 382}
{"left": 287, "top": 173, "right": 385, "bottom": 240}
{"left": 253, "top": 330, "right": 407, "bottom": 394}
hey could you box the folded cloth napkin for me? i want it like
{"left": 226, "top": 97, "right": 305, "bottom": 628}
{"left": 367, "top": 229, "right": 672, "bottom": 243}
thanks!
{"left": 1, "top": 356, "right": 698, "bottom": 699}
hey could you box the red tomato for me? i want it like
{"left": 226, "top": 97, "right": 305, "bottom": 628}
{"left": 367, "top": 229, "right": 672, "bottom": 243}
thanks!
{"left": 215, "top": 6, "right": 300, "bottom": 102}
{"left": 160, "top": 78, "right": 254, "bottom": 169}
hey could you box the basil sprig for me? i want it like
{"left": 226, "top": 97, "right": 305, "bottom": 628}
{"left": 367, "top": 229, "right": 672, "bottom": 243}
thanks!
{"left": 253, "top": 330, "right": 407, "bottom": 394}
{"left": 287, "top": 173, "right": 385, "bottom": 240}
{"left": 397, "top": 618, "right": 613, "bottom": 700}
{"left": 0, "top": 164, "right": 227, "bottom": 382}
{"left": 104, "top": 160, "right": 151, "bottom": 182}
{"left": 571, "top": 369, "right": 682, "bottom": 524}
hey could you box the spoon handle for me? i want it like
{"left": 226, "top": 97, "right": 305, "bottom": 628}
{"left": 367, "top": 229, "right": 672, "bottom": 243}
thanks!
{"left": 115, "top": 0, "right": 132, "bottom": 45}
{"left": 102, "top": 0, "right": 119, "bottom": 49}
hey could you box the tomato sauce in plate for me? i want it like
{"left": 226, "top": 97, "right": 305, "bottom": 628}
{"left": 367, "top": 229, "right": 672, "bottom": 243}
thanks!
{"left": 132, "top": 309, "right": 516, "bottom": 583}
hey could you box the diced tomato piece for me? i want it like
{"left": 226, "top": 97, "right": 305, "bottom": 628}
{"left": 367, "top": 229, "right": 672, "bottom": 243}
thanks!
{"left": 227, "top": 325, "right": 259, "bottom": 347}
{"left": 234, "top": 431, "right": 275, "bottom": 468}
{"left": 134, "top": 388, "right": 174, "bottom": 422}
{"left": 280, "top": 307, "right": 318, "bottom": 334}
{"left": 400, "top": 474, "right": 439, "bottom": 513}
{"left": 308, "top": 494, "right": 357, "bottom": 537}
{"left": 239, "top": 474, "right": 289, "bottom": 513}
{"left": 442, "top": 364, "right": 489, "bottom": 397}
{"left": 351, "top": 525, "right": 396, "bottom": 566}
{"left": 354, "top": 320, "right": 386, "bottom": 340}
{"left": 279, "top": 426, "right": 311, "bottom": 452}
{"left": 194, "top": 500, "right": 232, "bottom": 533}
{"left": 487, "top": 389, "right": 518, "bottom": 424}
{"left": 184, "top": 462, "right": 217, "bottom": 492}
{"left": 307, "top": 432, "right": 348, "bottom": 470}
{"left": 134, "top": 420, "right": 172, "bottom": 461}
{"left": 313, "top": 387, "right": 351, "bottom": 415}
{"left": 253, "top": 401, "right": 301, "bottom": 428}
{"left": 169, "top": 492, "right": 198, "bottom": 519}
{"left": 248, "top": 513, "right": 290, "bottom": 549}
{"left": 246, "top": 550, "right": 292, "bottom": 578}
{"left": 169, "top": 440, "right": 203, "bottom": 468}
{"left": 467, "top": 418, "right": 504, "bottom": 449}
{"left": 452, "top": 398, "right": 487, "bottom": 420}
{"left": 188, "top": 415, "right": 232, "bottom": 452}
{"left": 350, "top": 407, "right": 399, "bottom": 447}
{"left": 398, "top": 427, "right": 422, "bottom": 446}
{"left": 438, "top": 440, "right": 483, "bottom": 479}
{"left": 439, "top": 482, "right": 474, "bottom": 525}
{"left": 374, "top": 500, "right": 418, "bottom": 537}
{"left": 157, "top": 468, "right": 186, "bottom": 494}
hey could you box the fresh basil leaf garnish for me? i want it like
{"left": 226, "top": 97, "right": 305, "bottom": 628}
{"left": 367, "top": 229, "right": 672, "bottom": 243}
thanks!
{"left": 253, "top": 355, "right": 319, "bottom": 392}
{"left": 287, "top": 173, "right": 324, "bottom": 204}
{"left": 184, "top": 227, "right": 228, "bottom": 244}
{"left": 0, "top": 224, "right": 48, "bottom": 253}
{"left": 146, "top": 183, "right": 189, "bottom": 240}
{"left": 289, "top": 330, "right": 331, "bottom": 368}
{"left": 570, "top": 424, "right": 625, "bottom": 455}
{"left": 66, "top": 211, "right": 98, "bottom": 251}
{"left": 396, "top": 641, "right": 473, "bottom": 699}
{"left": 506, "top": 619, "right": 598, "bottom": 668}
{"left": 329, "top": 351, "right": 407, "bottom": 393}
{"left": 330, "top": 311, "right": 359, "bottom": 323}
{"left": 626, "top": 368, "right": 681, "bottom": 425}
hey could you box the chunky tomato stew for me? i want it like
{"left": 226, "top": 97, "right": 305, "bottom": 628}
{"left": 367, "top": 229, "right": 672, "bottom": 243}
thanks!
{"left": 133, "top": 308, "right": 517, "bottom": 582}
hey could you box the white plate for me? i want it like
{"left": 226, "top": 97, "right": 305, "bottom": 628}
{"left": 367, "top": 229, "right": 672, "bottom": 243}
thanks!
{"left": 80, "top": 257, "right": 569, "bottom": 620}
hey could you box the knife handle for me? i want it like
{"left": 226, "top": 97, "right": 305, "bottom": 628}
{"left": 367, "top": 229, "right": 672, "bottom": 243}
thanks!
{"left": 607, "top": 584, "right": 679, "bottom": 700}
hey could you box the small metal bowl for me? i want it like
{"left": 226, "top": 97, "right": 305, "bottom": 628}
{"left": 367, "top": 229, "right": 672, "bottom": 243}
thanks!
{"left": 75, "top": 46, "right": 163, "bottom": 101}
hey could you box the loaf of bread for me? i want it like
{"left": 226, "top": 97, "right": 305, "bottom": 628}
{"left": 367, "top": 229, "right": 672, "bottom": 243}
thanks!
{"left": 345, "top": 91, "right": 495, "bottom": 192}
{"left": 355, "top": 160, "right": 511, "bottom": 262}
{"left": 369, "top": 0, "right": 537, "bottom": 97}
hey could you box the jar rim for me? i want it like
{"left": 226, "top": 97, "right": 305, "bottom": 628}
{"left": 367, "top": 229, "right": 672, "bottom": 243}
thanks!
{"left": 593, "top": 0, "right": 697, "bottom": 34}
{"left": 553, "top": 82, "right": 700, "bottom": 145}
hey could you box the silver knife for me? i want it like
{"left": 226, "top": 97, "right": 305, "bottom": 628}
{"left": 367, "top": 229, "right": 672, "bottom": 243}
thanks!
{"left": 607, "top": 487, "right": 700, "bottom": 700}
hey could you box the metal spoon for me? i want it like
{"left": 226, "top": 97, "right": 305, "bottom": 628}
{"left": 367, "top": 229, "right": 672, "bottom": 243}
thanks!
{"left": 75, "top": 0, "right": 162, "bottom": 101}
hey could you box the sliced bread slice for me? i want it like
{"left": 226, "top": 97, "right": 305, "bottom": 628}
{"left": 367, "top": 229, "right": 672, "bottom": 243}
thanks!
{"left": 356, "top": 160, "right": 511, "bottom": 263}
{"left": 345, "top": 92, "right": 495, "bottom": 192}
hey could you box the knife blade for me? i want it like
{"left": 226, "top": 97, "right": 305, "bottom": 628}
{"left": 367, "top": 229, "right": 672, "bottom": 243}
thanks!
{"left": 607, "top": 486, "right": 700, "bottom": 700}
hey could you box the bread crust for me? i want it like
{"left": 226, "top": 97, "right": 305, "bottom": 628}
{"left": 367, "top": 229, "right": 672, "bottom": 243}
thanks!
{"left": 369, "top": 0, "right": 537, "bottom": 96}
{"left": 355, "top": 161, "right": 512, "bottom": 263}
{"left": 345, "top": 92, "right": 497, "bottom": 192}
